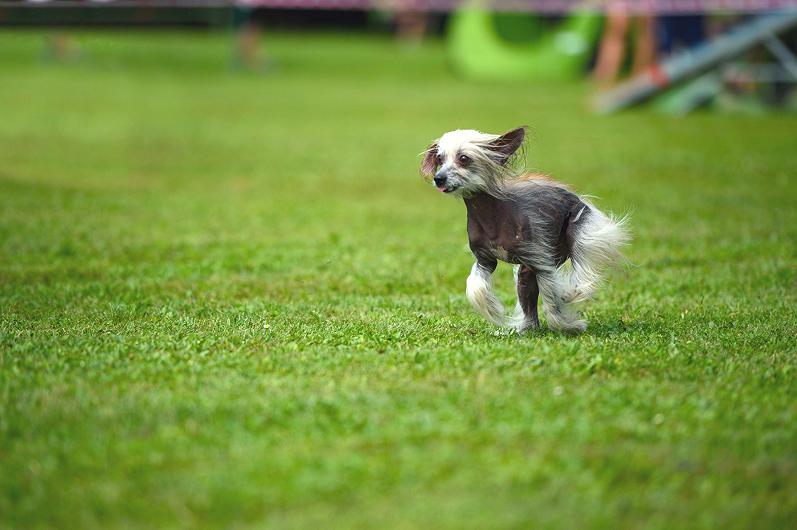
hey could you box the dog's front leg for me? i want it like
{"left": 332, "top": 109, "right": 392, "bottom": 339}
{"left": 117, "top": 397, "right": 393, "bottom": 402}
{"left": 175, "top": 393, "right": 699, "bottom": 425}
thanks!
{"left": 465, "top": 257, "right": 505, "bottom": 326}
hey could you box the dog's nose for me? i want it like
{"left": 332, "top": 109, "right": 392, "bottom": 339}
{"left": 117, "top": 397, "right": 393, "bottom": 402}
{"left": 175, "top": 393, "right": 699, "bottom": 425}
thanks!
{"left": 433, "top": 172, "right": 447, "bottom": 187}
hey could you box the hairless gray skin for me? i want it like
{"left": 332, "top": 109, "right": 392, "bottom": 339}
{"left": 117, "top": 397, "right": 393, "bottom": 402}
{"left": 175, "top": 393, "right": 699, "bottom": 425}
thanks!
{"left": 421, "top": 126, "right": 628, "bottom": 333}
{"left": 465, "top": 190, "right": 587, "bottom": 330}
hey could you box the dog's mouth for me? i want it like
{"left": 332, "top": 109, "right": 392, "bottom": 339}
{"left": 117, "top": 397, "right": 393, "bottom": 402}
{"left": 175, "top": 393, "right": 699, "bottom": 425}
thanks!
{"left": 437, "top": 184, "right": 459, "bottom": 194}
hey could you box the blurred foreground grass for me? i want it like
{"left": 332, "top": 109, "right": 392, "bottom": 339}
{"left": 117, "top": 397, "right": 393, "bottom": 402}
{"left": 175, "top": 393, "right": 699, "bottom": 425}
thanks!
{"left": 1, "top": 29, "right": 796, "bottom": 529}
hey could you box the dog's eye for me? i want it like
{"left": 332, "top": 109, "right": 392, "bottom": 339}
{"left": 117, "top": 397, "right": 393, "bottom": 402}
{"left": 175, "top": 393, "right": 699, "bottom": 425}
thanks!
{"left": 435, "top": 154, "right": 443, "bottom": 165}
{"left": 458, "top": 154, "right": 471, "bottom": 165}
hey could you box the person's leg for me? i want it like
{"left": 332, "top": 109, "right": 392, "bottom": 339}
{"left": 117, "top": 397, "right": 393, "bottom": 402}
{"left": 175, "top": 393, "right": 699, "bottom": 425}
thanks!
{"left": 632, "top": 15, "right": 656, "bottom": 75}
{"left": 593, "top": 9, "right": 631, "bottom": 85}
{"left": 236, "top": 22, "right": 261, "bottom": 70}
{"left": 395, "top": 10, "right": 428, "bottom": 44}
{"left": 657, "top": 15, "right": 677, "bottom": 55}
{"left": 681, "top": 15, "right": 706, "bottom": 49}
{"left": 45, "top": 33, "right": 80, "bottom": 63}
{"left": 233, "top": 8, "right": 272, "bottom": 72}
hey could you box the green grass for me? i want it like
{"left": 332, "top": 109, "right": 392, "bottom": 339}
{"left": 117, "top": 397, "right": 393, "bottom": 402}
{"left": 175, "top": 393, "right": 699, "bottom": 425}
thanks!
{"left": 1, "top": 29, "right": 796, "bottom": 530}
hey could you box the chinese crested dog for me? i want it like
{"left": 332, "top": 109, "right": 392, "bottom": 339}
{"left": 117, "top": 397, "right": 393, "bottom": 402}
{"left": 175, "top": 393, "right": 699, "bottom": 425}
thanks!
{"left": 421, "top": 126, "right": 630, "bottom": 333}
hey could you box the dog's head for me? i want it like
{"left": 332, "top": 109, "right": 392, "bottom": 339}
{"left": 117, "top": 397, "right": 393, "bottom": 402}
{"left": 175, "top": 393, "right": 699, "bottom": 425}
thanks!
{"left": 420, "top": 126, "right": 526, "bottom": 195}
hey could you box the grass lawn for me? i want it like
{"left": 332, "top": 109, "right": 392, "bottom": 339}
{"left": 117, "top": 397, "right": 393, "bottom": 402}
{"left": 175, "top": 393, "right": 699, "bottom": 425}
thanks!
{"left": 1, "top": 29, "right": 796, "bottom": 530}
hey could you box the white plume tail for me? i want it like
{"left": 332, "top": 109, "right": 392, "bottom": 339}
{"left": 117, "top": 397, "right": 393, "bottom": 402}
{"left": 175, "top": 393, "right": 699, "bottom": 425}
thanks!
{"left": 560, "top": 207, "right": 630, "bottom": 304}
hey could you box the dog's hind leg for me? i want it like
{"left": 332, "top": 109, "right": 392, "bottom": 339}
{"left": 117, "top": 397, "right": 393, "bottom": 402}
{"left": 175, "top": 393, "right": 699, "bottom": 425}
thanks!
{"left": 510, "top": 264, "right": 540, "bottom": 333}
{"left": 536, "top": 270, "right": 587, "bottom": 333}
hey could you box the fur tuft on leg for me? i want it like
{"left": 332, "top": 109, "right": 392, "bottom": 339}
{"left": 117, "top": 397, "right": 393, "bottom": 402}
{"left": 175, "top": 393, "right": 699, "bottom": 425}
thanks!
{"left": 466, "top": 263, "right": 505, "bottom": 326}
{"left": 537, "top": 272, "right": 587, "bottom": 333}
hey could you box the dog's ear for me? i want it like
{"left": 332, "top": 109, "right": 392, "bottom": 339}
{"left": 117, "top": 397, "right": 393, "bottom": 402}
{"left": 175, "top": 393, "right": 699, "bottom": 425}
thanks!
{"left": 487, "top": 126, "right": 527, "bottom": 164}
{"left": 420, "top": 142, "right": 439, "bottom": 178}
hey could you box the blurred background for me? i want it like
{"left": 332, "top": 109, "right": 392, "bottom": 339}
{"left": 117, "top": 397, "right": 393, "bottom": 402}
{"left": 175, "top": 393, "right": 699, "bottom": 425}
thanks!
{"left": 2, "top": 1, "right": 797, "bottom": 113}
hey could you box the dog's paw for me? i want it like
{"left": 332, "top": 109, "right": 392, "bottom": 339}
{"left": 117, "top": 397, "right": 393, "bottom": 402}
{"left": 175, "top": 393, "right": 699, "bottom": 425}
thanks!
{"left": 515, "top": 320, "right": 541, "bottom": 335}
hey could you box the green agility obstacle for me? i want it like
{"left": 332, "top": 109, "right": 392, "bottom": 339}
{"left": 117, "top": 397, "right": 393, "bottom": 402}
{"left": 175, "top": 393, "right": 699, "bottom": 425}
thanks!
{"left": 447, "top": 9, "right": 602, "bottom": 81}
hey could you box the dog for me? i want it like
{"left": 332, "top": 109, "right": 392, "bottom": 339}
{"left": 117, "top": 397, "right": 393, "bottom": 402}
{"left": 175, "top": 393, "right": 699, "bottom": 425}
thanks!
{"left": 420, "top": 126, "right": 629, "bottom": 333}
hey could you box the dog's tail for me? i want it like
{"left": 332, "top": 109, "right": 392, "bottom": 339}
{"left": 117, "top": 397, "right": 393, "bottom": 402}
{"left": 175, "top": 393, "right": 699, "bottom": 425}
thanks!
{"left": 560, "top": 204, "right": 630, "bottom": 304}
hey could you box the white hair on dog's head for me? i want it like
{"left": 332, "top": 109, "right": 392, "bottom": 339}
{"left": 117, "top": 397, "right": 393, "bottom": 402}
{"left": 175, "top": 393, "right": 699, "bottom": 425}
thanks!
{"left": 420, "top": 127, "right": 527, "bottom": 196}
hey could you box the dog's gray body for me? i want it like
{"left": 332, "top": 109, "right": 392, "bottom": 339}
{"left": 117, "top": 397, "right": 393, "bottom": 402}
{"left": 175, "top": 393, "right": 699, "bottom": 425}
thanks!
{"left": 465, "top": 185, "right": 588, "bottom": 330}
{"left": 421, "top": 126, "right": 629, "bottom": 333}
